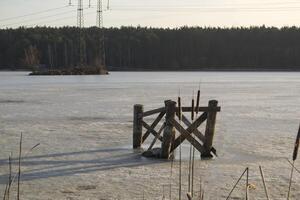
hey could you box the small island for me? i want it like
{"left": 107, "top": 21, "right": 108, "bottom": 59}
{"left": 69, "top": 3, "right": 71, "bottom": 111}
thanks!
{"left": 29, "top": 65, "right": 109, "bottom": 75}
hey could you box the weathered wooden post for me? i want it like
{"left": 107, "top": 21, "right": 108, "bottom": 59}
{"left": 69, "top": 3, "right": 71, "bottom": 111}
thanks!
{"left": 160, "top": 100, "right": 176, "bottom": 159}
{"left": 202, "top": 100, "right": 218, "bottom": 158}
{"left": 133, "top": 104, "right": 143, "bottom": 149}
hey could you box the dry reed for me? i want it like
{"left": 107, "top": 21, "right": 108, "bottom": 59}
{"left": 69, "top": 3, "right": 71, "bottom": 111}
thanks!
{"left": 259, "top": 166, "right": 270, "bottom": 200}
{"left": 246, "top": 167, "right": 249, "bottom": 200}
{"left": 287, "top": 123, "right": 300, "bottom": 199}
{"left": 17, "top": 132, "right": 22, "bottom": 200}
{"left": 286, "top": 159, "right": 300, "bottom": 174}
{"left": 226, "top": 167, "right": 248, "bottom": 200}
{"left": 177, "top": 95, "right": 182, "bottom": 200}
{"left": 2, "top": 135, "right": 39, "bottom": 200}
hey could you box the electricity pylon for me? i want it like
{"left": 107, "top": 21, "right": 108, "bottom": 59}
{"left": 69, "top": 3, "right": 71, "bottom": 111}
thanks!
{"left": 77, "top": 0, "right": 85, "bottom": 66}
{"left": 96, "top": 0, "right": 106, "bottom": 68}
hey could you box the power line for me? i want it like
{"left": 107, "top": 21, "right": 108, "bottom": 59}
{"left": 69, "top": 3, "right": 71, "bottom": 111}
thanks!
{"left": 1, "top": 9, "right": 77, "bottom": 28}
{"left": 0, "top": 4, "right": 97, "bottom": 28}
{"left": 27, "top": 11, "right": 95, "bottom": 27}
{"left": 0, "top": 6, "right": 70, "bottom": 22}
{"left": 0, "top": 3, "right": 96, "bottom": 23}
{"left": 110, "top": 6, "right": 300, "bottom": 13}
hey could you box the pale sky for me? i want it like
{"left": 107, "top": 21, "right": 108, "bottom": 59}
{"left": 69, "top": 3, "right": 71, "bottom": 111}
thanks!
{"left": 1, "top": 0, "right": 300, "bottom": 28}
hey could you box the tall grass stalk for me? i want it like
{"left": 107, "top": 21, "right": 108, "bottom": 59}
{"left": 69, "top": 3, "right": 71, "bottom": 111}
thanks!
{"left": 286, "top": 159, "right": 300, "bottom": 174}
{"left": 287, "top": 123, "right": 300, "bottom": 199}
{"left": 192, "top": 89, "right": 200, "bottom": 197}
{"left": 287, "top": 160, "right": 295, "bottom": 200}
{"left": 169, "top": 151, "right": 174, "bottom": 200}
{"left": 7, "top": 154, "right": 12, "bottom": 200}
{"left": 226, "top": 167, "right": 248, "bottom": 200}
{"left": 178, "top": 95, "right": 182, "bottom": 200}
{"left": 17, "top": 133, "right": 22, "bottom": 200}
{"left": 259, "top": 166, "right": 270, "bottom": 200}
{"left": 3, "top": 154, "right": 13, "bottom": 200}
{"left": 2, "top": 137, "right": 39, "bottom": 200}
{"left": 246, "top": 167, "right": 249, "bottom": 200}
{"left": 188, "top": 92, "right": 195, "bottom": 194}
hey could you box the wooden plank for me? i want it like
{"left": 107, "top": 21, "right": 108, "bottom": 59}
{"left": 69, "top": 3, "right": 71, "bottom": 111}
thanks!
{"left": 180, "top": 106, "right": 220, "bottom": 112}
{"left": 143, "top": 107, "right": 165, "bottom": 117}
{"left": 161, "top": 100, "right": 176, "bottom": 159}
{"left": 202, "top": 100, "right": 218, "bottom": 158}
{"left": 142, "top": 120, "right": 163, "bottom": 142}
{"left": 133, "top": 104, "right": 143, "bottom": 149}
{"left": 147, "top": 123, "right": 166, "bottom": 151}
{"left": 142, "top": 111, "right": 165, "bottom": 142}
{"left": 171, "top": 112, "right": 208, "bottom": 151}
{"left": 181, "top": 114, "right": 205, "bottom": 142}
{"left": 169, "top": 118, "right": 206, "bottom": 154}
{"left": 180, "top": 114, "right": 217, "bottom": 156}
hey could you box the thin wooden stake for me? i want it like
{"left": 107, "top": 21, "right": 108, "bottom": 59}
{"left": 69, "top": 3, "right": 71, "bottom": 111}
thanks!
{"left": 259, "top": 166, "right": 270, "bottom": 200}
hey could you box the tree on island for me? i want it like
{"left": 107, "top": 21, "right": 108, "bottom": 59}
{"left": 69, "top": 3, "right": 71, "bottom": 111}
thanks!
{"left": 22, "top": 45, "right": 40, "bottom": 71}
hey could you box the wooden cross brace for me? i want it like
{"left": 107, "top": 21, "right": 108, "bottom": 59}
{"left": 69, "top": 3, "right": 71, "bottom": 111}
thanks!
{"left": 170, "top": 112, "right": 217, "bottom": 157}
{"left": 141, "top": 111, "right": 165, "bottom": 143}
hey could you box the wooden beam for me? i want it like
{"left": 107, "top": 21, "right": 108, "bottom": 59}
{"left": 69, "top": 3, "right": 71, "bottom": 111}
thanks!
{"left": 143, "top": 107, "right": 165, "bottom": 117}
{"left": 142, "top": 111, "right": 165, "bottom": 142}
{"left": 169, "top": 118, "right": 206, "bottom": 154}
{"left": 202, "top": 100, "right": 218, "bottom": 158}
{"left": 180, "top": 106, "right": 220, "bottom": 113}
{"left": 133, "top": 104, "right": 143, "bottom": 149}
{"left": 172, "top": 112, "right": 208, "bottom": 151}
{"left": 147, "top": 123, "right": 166, "bottom": 151}
{"left": 180, "top": 114, "right": 217, "bottom": 156}
{"left": 142, "top": 120, "right": 163, "bottom": 142}
{"left": 161, "top": 100, "right": 176, "bottom": 159}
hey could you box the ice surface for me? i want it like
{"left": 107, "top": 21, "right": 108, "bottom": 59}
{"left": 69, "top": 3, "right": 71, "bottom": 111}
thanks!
{"left": 0, "top": 71, "right": 299, "bottom": 199}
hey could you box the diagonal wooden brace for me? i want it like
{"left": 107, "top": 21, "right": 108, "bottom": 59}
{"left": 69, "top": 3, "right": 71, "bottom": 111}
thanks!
{"left": 142, "top": 120, "right": 163, "bottom": 142}
{"left": 169, "top": 118, "right": 207, "bottom": 155}
{"left": 147, "top": 123, "right": 166, "bottom": 151}
{"left": 142, "top": 111, "right": 165, "bottom": 143}
{"left": 180, "top": 114, "right": 217, "bottom": 156}
{"left": 171, "top": 112, "right": 208, "bottom": 151}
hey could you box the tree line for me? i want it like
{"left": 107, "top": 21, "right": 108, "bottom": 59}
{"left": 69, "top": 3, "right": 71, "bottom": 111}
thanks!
{"left": 1, "top": 26, "right": 300, "bottom": 71}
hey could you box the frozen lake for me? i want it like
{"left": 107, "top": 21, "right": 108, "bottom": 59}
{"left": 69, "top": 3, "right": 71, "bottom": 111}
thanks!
{"left": 0, "top": 71, "right": 299, "bottom": 199}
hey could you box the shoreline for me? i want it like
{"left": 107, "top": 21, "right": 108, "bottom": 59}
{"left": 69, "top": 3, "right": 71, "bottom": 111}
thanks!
{"left": 2, "top": 69, "right": 300, "bottom": 73}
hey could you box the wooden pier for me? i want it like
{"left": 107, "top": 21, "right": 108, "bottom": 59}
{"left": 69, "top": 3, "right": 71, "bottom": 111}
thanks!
{"left": 133, "top": 99, "right": 221, "bottom": 159}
